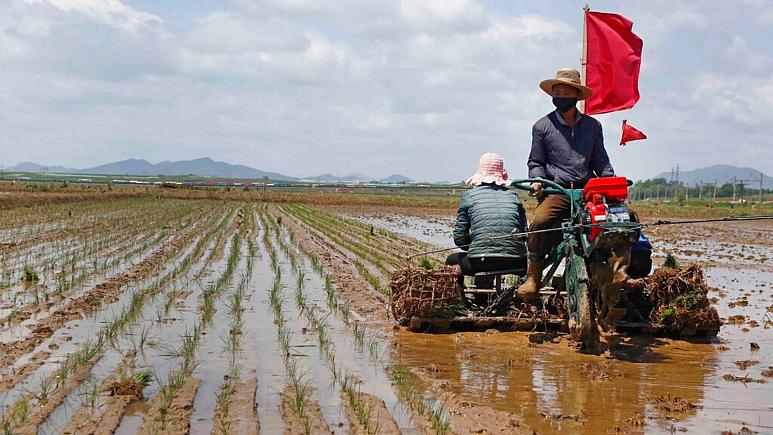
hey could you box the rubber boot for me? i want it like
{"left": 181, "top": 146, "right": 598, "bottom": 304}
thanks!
{"left": 517, "top": 258, "right": 543, "bottom": 303}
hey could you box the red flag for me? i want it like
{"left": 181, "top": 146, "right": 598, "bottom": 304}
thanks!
{"left": 620, "top": 120, "right": 646, "bottom": 145}
{"left": 585, "top": 11, "right": 643, "bottom": 115}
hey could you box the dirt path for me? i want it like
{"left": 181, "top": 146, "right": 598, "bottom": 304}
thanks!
{"left": 62, "top": 395, "right": 135, "bottom": 435}
{"left": 212, "top": 378, "right": 260, "bottom": 435}
{"left": 138, "top": 377, "right": 201, "bottom": 435}
{"left": 343, "top": 391, "right": 402, "bottom": 435}
{"left": 280, "top": 386, "right": 330, "bottom": 434}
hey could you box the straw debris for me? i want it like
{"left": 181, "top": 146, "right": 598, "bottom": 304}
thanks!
{"left": 389, "top": 266, "right": 463, "bottom": 325}
{"left": 647, "top": 264, "right": 721, "bottom": 335}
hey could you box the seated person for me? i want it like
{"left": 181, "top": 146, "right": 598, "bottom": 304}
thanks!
{"left": 446, "top": 153, "right": 528, "bottom": 285}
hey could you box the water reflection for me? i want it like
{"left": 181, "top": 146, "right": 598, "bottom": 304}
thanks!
{"left": 394, "top": 331, "right": 717, "bottom": 434}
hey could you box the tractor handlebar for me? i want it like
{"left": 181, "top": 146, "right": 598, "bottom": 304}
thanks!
{"left": 510, "top": 178, "right": 571, "bottom": 198}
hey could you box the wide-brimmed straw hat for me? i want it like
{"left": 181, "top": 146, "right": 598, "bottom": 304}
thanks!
{"left": 539, "top": 68, "right": 593, "bottom": 100}
{"left": 466, "top": 152, "right": 509, "bottom": 187}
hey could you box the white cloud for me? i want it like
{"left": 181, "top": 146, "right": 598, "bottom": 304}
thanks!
{"left": 725, "top": 35, "right": 771, "bottom": 74}
{"left": 30, "top": 0, "right": 161, "bottom": 32}
{"left": 0, "top": 0, "right": 771, "bottom": 181}
{"left": 693, "top": 72, "right": 773, "bottom": 125}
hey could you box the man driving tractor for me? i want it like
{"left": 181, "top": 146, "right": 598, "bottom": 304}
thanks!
{"left": 517, "top": 67, "right": 615, "bottom": 303}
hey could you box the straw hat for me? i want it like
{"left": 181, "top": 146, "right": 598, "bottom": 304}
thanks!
{"left": 466, "top": 152, "right": 509, "bottom": 187}
{"left": 539, "top": 68, "right": 593, "bottom": 100}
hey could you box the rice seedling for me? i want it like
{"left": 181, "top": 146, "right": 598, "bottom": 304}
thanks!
{"left": 26, "top": 378, "right": 54, "bottom": 404}
{"left": 21, "top": 264, "right": 38, "bottom": 283}
{"left": 130, "top": 370, "right": 153, "bottom": 389}
{"left": 389, "top": 365, "right": 450, "bottom": 434}
{"left": 78, "top": 381, "right": 102, "bottom": 414}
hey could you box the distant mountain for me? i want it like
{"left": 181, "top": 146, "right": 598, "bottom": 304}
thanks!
{"left": 381, "top": 174, "right": 411, "bottom": 184}
{"left": 6, "top": 162, "right": 78, "bottom": 173}
{"left": 654, "top": 164, "right": 772, "bottom": 189}
{"left": 82, "top": 158, "right": 155, "bottom": 176}
{"left": 7, "top": 158, "right": 417, "bottom": 183}
{"left": 307, "top": 173, "right": 373, "bottom": 182}
{"left": 9, "top": 158, "right": 298, "bottom": 180}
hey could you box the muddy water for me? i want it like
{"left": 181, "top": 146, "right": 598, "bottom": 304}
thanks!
{"left": 348, "top": 213, "right": 453, "bottom": 247}
{"left": 372, "top": 213, "right": 771, "bottom": 434}
{"left": 394, "top": 267, "right": 771, "bottom": 434}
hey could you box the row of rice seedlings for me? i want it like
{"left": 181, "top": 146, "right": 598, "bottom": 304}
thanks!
{"left": 288, "top": 247, "right": 378, "bottom": 433}
{"left": 259, "top": 230, "right": 319, "bottom": 434}
{"left": 281, "top": 205, "right": 394, "bottom": 274}
{"left": 354, "top": 260, "right": 386, "bottom": 295}
{"left": 151, "top": 213, "right": 244, "bottom": 431}
{"left": 154, "top": 208, "right": 237, "bottom": 324}
{"left": 278, "top": 206, "right": 391, "bottom": 297}
{"left": 255, "top": 209, "right": 279, "bottom": 274}
{"left": 285, "top": 204, "right": 425, "bottom": 264}
{"left": 2, "top": 199, "right": 195, "bottom": 285}
{"left": 389, "top": 366, "right": 450, "bottom": 434}
{"left": 0, "top": 197, "right": 161, "bottom": 238}
{"left": 279, "top": 221, "right": 449, "bottom": 434}
{"left": 350, "top": 310, "right": 450, "bottom": 432}
{"left": 0, "top": 208, "right": 234, "bottom": 432}
{"left": 271, "top": 207, "right": 373, "bottom": 423}
{"left": 274, "top": 223, "right": 352, "bottom": 324}
{"left": 12, "top": 228, "right": 169, "bottom": 315}
{"left": 50, "top": 229, "right": 169, "bottom": 298}
{"left": 283, "top": 204, "right": 442, "bottom": 265}
{"left": 1, "top": 203, "right": 210, "bottom": 312}
{"left": 298, "top": 204, "right": 441, "bottom": 259}
{"left": 214, "top": 211, "right": 257, "bottom": 434}
{"left": 1, "top": 200, "right": 152, "bottom": 264}
{"left": 274, "top": 294, "right": 314, "bottom": 433}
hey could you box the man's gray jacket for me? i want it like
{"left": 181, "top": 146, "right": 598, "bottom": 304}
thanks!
{"left": 453, "top": 184, "right": 527, "bottom": 258}
{"left": 528, "top": 110, "right": 614, "bottom": 188}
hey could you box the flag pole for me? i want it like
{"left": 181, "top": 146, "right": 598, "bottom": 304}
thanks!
{"left": 581, "top": 3, "right": 589, "bottom": 114}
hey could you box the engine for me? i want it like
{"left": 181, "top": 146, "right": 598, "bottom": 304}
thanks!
{"left": 581, "top": 177, "right": 631, "bottom": 241}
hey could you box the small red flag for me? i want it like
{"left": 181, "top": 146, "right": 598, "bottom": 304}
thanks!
{"left": 585, "top": 11, "right": 643, "bottom": 115}
{"left": 620, "top": 120, "right": 646, "bottom": 145}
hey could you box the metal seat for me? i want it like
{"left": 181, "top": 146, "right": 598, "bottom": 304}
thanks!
{"left": 466, "top": 268, "right": 526, "bottom": 292}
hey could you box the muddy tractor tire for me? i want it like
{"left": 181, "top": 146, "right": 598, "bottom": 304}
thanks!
{"left": 565, "top": 251, "right": 600, "bottom": 352}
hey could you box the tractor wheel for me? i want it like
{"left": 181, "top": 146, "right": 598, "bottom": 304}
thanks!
{"left": 565, "top": 252, "right": 600, "bottom": 352}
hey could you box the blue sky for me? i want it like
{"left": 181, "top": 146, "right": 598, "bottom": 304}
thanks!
{"left": 1, "top": 0, "right": 771, "bottom": 181}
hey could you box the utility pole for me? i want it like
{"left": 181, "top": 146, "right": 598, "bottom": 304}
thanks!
{"left": 760, "top": 173, "right": 764, "bottom": 204}
{"left": 732, "top": 176, "right": 737, "bottom": 202}
{"left": 713, "top": 180, "right": 717, "bottom": 203}
{"left": 699, "top": 180, "right": 703, "bottom": 199}
{"left": 675, "top": 164, "right": 680, "bottom": 185}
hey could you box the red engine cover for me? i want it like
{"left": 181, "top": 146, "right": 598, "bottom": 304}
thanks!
{"left": 583, "top": 176, "right": 629, "bottom": 203}
{"left": 585, "top": 194, "right": 608, "bottom": 240}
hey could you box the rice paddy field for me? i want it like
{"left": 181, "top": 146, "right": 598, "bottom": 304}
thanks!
{"left": 0, "top": 187, "right": 770, "bottom": 434}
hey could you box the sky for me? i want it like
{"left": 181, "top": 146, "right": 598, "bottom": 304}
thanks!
{"left": 1, "top": 0, "right": 772, "bottom": 181}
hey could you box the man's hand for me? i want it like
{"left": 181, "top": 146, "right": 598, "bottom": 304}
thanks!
{"left": 529, "top": 182, "right": 544, "bottom": 198}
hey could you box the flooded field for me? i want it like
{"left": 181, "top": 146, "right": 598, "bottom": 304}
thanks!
{"left": 0, "top": 197, "right": 770, "bottom": 434}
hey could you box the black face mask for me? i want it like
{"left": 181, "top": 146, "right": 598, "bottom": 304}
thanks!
{"left": 552, "top": 96, "right": 578, "bottom": 113}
